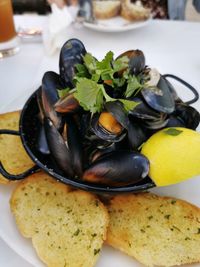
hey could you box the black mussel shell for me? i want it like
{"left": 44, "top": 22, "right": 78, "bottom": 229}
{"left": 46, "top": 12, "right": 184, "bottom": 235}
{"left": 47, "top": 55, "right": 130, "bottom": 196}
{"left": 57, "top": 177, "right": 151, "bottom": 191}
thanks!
{"left": 54, "top": 93, "right": 80, "bottom": 114}
{"left": 127, "top": 121, "right": 148, "bottom": 150}
{"left": 143, "top": 114, "right": 169, "bottom": 130}
{"left": 65, "top": 116, "right": 83, "bottom": 177}
{"left": 41, "top": 71, "right": 63, "bottom": 129}
{"left": 37, "top": 124, "right": 50, "bottom": 155}
{"left": 141, "top": 75, "right": 175, "bottom": 114}
{"left": 59, "top": 39, "right": 87, "bottom": 87}
{"left": 165, "top": 115, "right": 185, "bottom": 128}
{"left": 83, "top": 150, "right": 149, "bottom": 186}
{"left": 105, "top": 101, "right": 129, "bottom": 129}
{"left": 117, "top": 50, "right": 145, "bottom": 75}
{"left": 174, "top": 103, "right": 200, "bottom": 130}
{"left": 128, "top": 97, "right": 161, "bottom": 120}
{"left": 44, "top": 117, "right": 74, "bottom": 177}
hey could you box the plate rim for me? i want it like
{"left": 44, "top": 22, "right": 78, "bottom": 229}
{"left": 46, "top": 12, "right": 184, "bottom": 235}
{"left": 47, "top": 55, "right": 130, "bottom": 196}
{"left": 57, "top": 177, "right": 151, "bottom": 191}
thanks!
{"left": 83, "top": 16, "right": 152, "bottom": 32}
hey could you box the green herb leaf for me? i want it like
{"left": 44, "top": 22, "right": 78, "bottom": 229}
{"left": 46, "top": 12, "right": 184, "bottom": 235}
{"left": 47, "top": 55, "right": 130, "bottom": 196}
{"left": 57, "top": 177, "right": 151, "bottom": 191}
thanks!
{"left": 83, "top": 53, "right": 97, "bottom": 75}
{"left": 113, "top": 55, "right": 129, "bottom": 72}
{"left": 57, "top": 87, "right": 70, "bottom": 98}
{"left": 75, "top": 63, "right": 89, "bottom": 78}
{"left": 164, "top": 128, "right": 183, "bottom": 136}
{"left": 125, "top": 75, "right": 143, "bottom": 98}
{"left": 118, "top": 99, "right": 139, "bottom": 113}
{"left": 96, "top": 51, "right": 113, "bottom": 71}
{"left": 74, "top": 78, "right": 104, "bottom": 113}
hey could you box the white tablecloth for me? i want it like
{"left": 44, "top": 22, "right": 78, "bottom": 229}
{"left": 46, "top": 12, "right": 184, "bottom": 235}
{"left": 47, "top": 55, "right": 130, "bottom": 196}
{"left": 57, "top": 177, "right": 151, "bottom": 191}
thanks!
{"left": 0, "top": 15, "right": 200, "bottom": 267}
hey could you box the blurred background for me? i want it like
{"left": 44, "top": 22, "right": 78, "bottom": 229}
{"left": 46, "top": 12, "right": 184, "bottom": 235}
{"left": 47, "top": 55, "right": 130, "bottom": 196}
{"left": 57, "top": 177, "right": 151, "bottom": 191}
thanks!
{"left": 11, "top": 0, "right": 200, "bottom": 21}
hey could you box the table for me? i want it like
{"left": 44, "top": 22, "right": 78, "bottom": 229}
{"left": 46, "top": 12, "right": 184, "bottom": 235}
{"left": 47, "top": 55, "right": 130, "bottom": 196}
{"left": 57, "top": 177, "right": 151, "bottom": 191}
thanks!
{"left": 0, "top": 15, "right": 200, "bottom": 267}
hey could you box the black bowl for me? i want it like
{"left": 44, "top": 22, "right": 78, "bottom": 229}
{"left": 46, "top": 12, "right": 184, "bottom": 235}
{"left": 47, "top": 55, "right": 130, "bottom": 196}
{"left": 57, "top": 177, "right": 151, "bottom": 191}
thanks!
{"left": 17, "top": 89, "right": 155, "bottom": 194}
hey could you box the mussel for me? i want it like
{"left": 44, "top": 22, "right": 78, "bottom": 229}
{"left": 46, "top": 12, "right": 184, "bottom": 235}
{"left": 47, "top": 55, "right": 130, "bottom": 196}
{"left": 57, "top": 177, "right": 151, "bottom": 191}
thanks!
{"left": 117, "top": 49, "right": 145, "bottom": 75}
{"left": 54, "top": 93, "right": 80, "bottom": 114}
{"left": 44, "top": 117, "right": 74, "bottom": 177}
{"left": 59, "top": 39, "right": 87, "bottom": 87}
{"left": 65, "top": 116, "right": 83, "bottom": 177}
{"left": 91, "top": 112, "right": 126, "bottom": 143}
{"left": 41, "top": 71, "right": 63, "bottom": 130}
{"left": 91, "top": 101, "right": 130, "bottom": 143}
{"left": 127, "top": 121, "right": 148, "bottom": 150}
{"left": 83, "top": 151, "right": 149, "bottom": 186}
{"left": 141, "top": 73, "right": 175, "bottom": 114}
{"left": 173, "top": 103, "right": 200, "bottom": 130}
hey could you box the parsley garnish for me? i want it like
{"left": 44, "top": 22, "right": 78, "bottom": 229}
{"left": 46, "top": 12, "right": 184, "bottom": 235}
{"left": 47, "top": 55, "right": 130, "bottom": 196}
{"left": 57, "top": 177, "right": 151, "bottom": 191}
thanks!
{"left": 62, "top": 51, "right": 144, "bottom": 114}
{"left": 164, "top": 128, "right": 183, "bottom": 136}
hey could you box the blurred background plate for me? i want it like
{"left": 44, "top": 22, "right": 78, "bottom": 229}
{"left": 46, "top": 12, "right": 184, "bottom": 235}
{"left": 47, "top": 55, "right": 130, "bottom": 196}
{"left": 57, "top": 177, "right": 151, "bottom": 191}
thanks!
{"left": 83, "top": 16, "right": 152, "bottom": 32}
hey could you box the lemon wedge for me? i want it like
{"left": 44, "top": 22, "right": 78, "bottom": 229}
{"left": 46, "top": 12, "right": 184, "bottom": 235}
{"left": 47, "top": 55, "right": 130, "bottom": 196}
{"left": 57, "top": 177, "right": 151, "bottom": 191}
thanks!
{"left": 141, "top": 127, "right": 200, "bottom": 186}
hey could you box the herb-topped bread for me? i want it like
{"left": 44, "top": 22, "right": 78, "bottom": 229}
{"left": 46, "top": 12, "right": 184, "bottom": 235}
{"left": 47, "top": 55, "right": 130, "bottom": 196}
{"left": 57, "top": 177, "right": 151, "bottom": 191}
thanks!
{"left": 10, "top": 172, "right": 109, "bottom": 267}
{"left": 107, "top": 192, "right": 200, "bottom": 267}
{"left": 121, "top": 0, "right": 150, "bottom": 21}
{"left": 93, "top": 0, "right": 121, "bottom": 19}
{"left": 0, "top": 111, "right": 34, "bottom": 184}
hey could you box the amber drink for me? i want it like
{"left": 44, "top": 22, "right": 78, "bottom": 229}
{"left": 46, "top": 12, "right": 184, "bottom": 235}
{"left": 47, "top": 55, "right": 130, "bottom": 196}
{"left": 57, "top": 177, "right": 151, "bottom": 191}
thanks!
{"left": 0, "top": 0, "right": 19, "bottom": 58}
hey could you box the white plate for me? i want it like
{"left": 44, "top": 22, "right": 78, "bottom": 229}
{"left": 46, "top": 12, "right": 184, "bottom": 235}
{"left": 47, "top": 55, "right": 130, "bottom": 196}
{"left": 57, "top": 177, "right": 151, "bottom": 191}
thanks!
{"left": 83, "top": 16, "right": 151, "bottom": 32}
{"left": 0, "top": 87, "right": 200, "bottom": 267}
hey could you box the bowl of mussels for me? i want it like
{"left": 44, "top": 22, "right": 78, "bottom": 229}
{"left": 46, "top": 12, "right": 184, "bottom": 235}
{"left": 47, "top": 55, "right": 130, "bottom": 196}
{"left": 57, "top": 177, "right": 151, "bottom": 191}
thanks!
{"left": 0, "top": 38, "right": 200, "bottom": 194}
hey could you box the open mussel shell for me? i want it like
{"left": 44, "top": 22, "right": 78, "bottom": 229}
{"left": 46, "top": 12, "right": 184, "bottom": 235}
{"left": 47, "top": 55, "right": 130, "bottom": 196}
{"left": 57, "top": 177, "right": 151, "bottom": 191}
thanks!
{"left": 128, "top": 97, "right": 161, "bottom": 120}
{"left": 44, "top": 117, "right": 74, "bottom": 178}
{"left": 65, "top": 116, "right": 83, "bottom": 177}
{"left": 83, "top": 151, "right": 149, "bottom": 186}
{"left": 59, "top": 39, "right": 87, "bottom": 87}
{"left": 91, "top": 113, "right": 126, "bottom": 142}
{"left": 20, "top": 82, "right": 155, "bottom": 194}
{"left": 117, "top": 49, "right": 145, "bottom": 75}
{"left": 105, "top": 101, "right": 129, "bottom": 129}
{"left": 37, "top": 124, "right": 50, "bottom": 155}
{"left": 142, "top": 114, "right": 169, "bottom": 130}
{"left": 41, "top": 71, "right": 63, "bottom": 130}
{"left": 141, "top": 75, "right": 175, "bottom": 114}
{"left": 54, "top": 93, "right": 80, "bottom": 114}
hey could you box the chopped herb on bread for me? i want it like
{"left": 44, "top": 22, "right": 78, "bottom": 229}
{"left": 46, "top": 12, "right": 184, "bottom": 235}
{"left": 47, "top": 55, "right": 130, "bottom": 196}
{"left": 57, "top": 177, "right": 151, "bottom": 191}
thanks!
{"left": 10, "top": 172, "right": 109, "bottom": 267}
{"left": 107, "top": 192, "right": 200, "bottom": 267}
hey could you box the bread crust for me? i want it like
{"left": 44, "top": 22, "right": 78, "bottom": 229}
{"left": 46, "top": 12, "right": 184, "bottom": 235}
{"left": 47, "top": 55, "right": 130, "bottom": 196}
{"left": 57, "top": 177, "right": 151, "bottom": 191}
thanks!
{"left": 10, "top": 172, "right": 109, "bottom": 267}
{"left": 107, "top": 192, "right": 200, "bottom": 267}
{"left": 0, "top": 111, "right": 34, "bottom": 184}
{"left": 121, "top": 0, "right": 150, "bottom": 21}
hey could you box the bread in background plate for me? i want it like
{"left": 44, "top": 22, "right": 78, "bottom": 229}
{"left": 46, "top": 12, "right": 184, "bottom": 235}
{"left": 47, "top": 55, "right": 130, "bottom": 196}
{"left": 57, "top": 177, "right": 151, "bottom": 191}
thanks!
{"left": 107, "top": 192, "right": 200, "bottom": 267}
{"left": 10, "top": 172, "right": 109, "bottom": 267}
{"left": 0, "top": 111, "right": 34, "bottom": 184}
{"left": 121, "top": 0, "right": 150, "bottom": 21}
{"left": 93, "top": 0, "right": 121, "bottom": 19}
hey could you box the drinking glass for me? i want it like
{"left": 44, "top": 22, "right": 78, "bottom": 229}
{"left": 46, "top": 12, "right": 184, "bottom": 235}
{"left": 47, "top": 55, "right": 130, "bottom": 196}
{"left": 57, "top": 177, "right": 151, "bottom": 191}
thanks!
{"left": 0, "top": 0, "right": 20, "bottom": 58}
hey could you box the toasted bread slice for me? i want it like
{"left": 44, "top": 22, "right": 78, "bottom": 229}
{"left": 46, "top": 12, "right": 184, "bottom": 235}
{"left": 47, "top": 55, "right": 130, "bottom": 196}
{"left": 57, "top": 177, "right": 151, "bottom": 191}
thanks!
{"left": 107, "top": 192, "right": 200, "bottom": 267}
{"left": 121, "top": 0, "right": 150, "bottom": 21}
{"left": 93, "top": 0, "right": 121, "bottom": 19}
{"left": 10, "top": 172, "right": 109, "bottom": 267}
{"left": 0, "top": 111, "right": 34, "bottom": 184}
